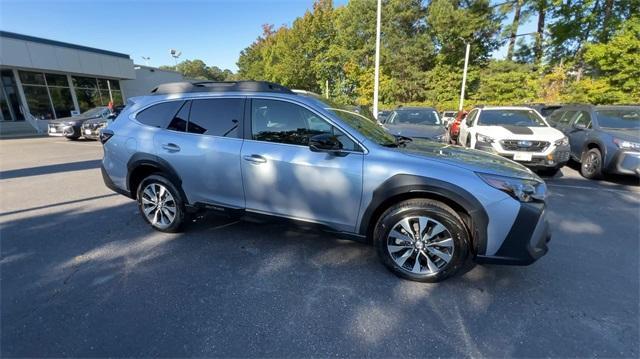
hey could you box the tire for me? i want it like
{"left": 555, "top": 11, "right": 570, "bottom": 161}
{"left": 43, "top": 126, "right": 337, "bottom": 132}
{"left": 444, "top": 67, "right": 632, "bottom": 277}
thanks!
{"left": 65, "top": 135, "right": 80, "bottom": 140}
{"left": 136, "top": 174, "right": 186, "bottom": 233}
{"left": 580, "top": 148, "right": 603, "bottom": 179}
{"left": 466, "top": 136, "right": 472, "bottom": 149}
{"left": 373, "top": 199, "right": 471, "bottom": 282}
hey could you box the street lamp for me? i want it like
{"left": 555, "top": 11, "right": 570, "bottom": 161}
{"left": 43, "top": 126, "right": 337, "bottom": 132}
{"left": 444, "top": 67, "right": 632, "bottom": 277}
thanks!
{"left": 459, "top": 42, "right": 471, "bottom": 112}
{"left": 141, "top": 56, "right": 151, "bottom": 66}
{"left": 169, "top": 49, "right": 182, "bottom": 66}
{"left": 372, "top": 0, "right": 382, "bottom": 120}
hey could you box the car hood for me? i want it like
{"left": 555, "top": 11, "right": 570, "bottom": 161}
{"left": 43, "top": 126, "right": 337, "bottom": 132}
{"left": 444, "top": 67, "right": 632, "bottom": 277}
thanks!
{"left": 600, "top": 128, "right": 640, "bottom": 142}
{"left": 384, "top": 124, "right": 446, "bottom": 139}
{"left": 396, "top": 139, "right": 539, "bottom": 180}
{"left": 49, "top": 115, "right": 99, "bottom": 125}
{"left": 475, "top": 125, "right": 564, "bottom": 141}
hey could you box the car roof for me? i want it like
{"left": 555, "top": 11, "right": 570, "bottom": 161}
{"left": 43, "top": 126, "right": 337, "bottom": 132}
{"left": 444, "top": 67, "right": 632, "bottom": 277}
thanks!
{"left": 395, "top": 106, "right": 437, "bottom": 111}
{"left": 475, "top": 106, "right": 538, "bottom": 111}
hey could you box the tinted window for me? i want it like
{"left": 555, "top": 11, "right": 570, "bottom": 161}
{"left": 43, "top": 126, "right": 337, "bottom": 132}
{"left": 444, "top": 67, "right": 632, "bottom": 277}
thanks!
{"left": 466, "top": 110, "right": 478, "bottom": 126}
{"left": 387, "top": 109, "right": 441, "bottom": 125}
{"left": 596, "top": 108, "right": 640, "bottom": 129}
{"left": 136, "top": 101, "right": 184, "bottom": 128}
{"left": 167, "top": 101, "right": 190, "bottom": 132}
{"left": 478, "top": 109, "right": 546, "bottom": 127}
{"left": 252, "top": 99, "right": 357, "bottom": 150}
{"left": 188, "top": 98, "right": 243, "bottom": 137}
{"left": 547, "top": 110, "right": 564, "bottom": 124}
{"left": 573, "top": 111, "right": 592, "bottom": 128}
{"left": 558, "top": 110, "right": 577, "bottom": 124}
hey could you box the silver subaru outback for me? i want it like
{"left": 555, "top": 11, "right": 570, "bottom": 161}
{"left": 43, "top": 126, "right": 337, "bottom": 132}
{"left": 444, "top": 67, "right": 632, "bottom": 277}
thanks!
{"left": 100, "top": 81, "right": 550, "bottom": 282}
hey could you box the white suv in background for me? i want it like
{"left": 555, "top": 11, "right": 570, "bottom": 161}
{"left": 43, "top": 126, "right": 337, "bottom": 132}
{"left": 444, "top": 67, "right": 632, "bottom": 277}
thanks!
{"left": 458, "top": 106, "right": 570, "bottom": 175}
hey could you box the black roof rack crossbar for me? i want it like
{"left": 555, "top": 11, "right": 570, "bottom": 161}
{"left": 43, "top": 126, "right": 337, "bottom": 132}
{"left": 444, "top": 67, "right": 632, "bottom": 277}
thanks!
{"left": 150, "top": 80, "right": 294, "bottom": 95}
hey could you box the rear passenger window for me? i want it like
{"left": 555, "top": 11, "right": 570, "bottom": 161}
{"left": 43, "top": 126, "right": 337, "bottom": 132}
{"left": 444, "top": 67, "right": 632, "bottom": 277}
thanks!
{"left": 136, "top": 101, "right": 184, "bottom": 128}
{"left": 188, "top": 98, "right": 243, "bottom": 137}
{"left": 167, "top": 101, "right": 190, "bottom": 132}
{"left": 547, "top": 110, "right": 564, "bottom": 124}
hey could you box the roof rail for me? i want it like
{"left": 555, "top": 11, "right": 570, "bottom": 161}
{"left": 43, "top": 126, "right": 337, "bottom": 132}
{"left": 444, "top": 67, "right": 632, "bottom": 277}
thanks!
{"left": 150, "top": 80, "right": 295, "bottom": 95}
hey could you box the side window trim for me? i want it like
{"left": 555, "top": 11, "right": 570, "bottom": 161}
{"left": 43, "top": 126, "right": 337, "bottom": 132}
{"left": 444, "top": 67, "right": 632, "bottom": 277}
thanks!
{"left": 246, "top": 96, "right": 366, "bottom": 153}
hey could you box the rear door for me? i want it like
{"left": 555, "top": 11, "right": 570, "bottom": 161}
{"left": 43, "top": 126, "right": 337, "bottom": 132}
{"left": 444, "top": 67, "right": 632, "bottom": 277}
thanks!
{"left": 240, "top": 98, "right": 364, "bottom": 232}
{"left": 152, "top": 97, "right": 246, "bottom": 208}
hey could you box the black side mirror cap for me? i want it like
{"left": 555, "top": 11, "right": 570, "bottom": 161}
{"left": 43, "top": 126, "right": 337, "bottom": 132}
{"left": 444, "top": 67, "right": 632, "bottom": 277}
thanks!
{"left": 309, "top": 134, "right": 343, "bottom": 153}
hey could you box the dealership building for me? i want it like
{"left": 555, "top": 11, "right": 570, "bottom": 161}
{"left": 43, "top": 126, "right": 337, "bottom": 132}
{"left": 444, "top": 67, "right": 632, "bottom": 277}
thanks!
{"left": 0, "top": 31, "right": 183, "bottom": 135}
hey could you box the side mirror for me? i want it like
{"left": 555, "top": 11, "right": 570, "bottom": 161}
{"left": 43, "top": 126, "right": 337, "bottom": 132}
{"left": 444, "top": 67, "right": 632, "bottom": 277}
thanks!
{"left": 573, "top": 123, "right": 587, "bottom": 130}
{"left": 309, "top": 134, "right": 343, "bottom": 153}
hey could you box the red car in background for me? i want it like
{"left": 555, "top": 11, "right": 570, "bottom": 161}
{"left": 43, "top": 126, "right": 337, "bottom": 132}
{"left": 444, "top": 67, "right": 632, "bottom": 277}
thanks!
{"left": 449, "top": 110, "right": 468, "bottom": 144}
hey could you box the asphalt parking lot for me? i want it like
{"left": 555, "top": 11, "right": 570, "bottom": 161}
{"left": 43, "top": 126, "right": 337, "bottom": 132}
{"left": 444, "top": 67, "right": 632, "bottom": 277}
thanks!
{"left": 1, "top": 136, "right": 639, "bottom": 357}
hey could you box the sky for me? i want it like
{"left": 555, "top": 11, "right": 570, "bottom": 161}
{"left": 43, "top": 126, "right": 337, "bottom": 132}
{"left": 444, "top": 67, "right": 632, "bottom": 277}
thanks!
{"left": 0, "top": 0, "right": 535, "bottom": 71}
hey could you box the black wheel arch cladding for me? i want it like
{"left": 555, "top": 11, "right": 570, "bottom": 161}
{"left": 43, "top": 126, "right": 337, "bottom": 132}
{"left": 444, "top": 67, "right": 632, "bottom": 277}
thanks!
{"left": 127, "top": 153, "right": 187, "bottom": 202}
{"left": 360, "top": 174, "right": 489, "bottom": 255}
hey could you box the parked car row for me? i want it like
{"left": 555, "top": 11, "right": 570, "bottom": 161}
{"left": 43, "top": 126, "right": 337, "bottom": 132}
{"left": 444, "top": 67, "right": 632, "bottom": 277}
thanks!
{"left": 48, "top": 105, "right": 124, "bottom": 140}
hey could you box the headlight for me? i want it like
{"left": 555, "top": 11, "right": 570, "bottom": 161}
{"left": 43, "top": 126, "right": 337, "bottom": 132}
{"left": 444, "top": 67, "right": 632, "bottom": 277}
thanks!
{"left": 476, "top": 172, "right": 546, "bottom": 202}
{"left": 554, "top": 136, "right": 569, "bottom": 146}
{"left": 613, "top": 138, "right": 640, "bottom": 150}
{"left": 476, "top": 133, "right": 494, "bottom": 143}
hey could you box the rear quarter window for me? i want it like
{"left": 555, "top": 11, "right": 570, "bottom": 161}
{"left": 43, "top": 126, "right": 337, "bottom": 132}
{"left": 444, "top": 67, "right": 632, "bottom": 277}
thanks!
{"left": 135, "top": 101, "right": 185, "bottom": 128}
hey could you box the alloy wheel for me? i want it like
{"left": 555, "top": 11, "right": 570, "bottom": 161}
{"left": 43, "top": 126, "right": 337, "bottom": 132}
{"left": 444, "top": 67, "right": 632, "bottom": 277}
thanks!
{"left": 141, "top": 183, "right": 177, "bottom": 230}
{"left": 386, "top": 216, "right": 455, "bottom": 274}
{"left": 583, "top": 152, "right": 600, "bottom": 175}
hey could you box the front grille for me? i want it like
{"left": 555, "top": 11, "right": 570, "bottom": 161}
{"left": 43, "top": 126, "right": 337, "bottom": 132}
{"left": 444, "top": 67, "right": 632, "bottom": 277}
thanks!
{"left": 501, "top": 140, "right": 549, "bottom": 152}
{"left": 82, "top": 123, "right": 104, "bottom": 130}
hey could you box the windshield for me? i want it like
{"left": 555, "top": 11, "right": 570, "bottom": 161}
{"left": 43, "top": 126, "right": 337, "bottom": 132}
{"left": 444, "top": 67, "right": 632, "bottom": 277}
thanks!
{"left": 478, "top": 109, "right": 547, "bottom": 127}
{"left": 596, "top": 108, "right": 640, "bottom": 129}
{"left": 387, "top": 109, "right": 441, "bottom": 125}
{"left": 82, "top": 107, "right": 107, "bottom": 117}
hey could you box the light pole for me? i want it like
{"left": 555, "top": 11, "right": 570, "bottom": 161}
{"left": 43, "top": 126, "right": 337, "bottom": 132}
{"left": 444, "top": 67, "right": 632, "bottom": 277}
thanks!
{"left": 169, "top": 49, "right": 182, "bottom": 67}
{"left": 141, "top": 56, "right": 150, "bottom": 66}
{"left": 459, "top": 42, "right": 470, "bottom": 112}
{"left": 372, "top": 0, "right": 382, "bottom": 119}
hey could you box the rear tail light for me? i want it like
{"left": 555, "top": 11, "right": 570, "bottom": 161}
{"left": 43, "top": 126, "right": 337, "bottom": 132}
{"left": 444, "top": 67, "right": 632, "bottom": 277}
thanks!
{"left": 99, "top": 129, "right": 114, "bottom": 144}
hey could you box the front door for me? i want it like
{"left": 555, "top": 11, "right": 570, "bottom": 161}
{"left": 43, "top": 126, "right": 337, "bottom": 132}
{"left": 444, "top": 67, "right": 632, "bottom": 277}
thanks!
{"left": 568, "top": 111, "right": 592, "bottom": 158}
{"left": 240, "top": 98, "right": 364, "bottom": 232}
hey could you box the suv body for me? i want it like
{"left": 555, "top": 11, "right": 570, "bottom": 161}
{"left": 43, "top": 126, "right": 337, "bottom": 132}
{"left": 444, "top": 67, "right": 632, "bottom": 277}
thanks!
{"left": 458, "top": 106, "right": 570, "bottom": 173}
{"left": 101, "top": 81, "right": 551, "bottom": 282}
{"left": 547, "top": 105, "right": 640, "bottom": 178}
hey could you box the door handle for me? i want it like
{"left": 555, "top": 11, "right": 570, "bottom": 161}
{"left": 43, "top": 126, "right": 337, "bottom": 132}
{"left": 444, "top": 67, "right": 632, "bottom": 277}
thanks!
{"left": 162, "top": 143, "right": 180, "bottom": 152}
{"left": 243, "top": 154, "right": 267, "bottom": 164}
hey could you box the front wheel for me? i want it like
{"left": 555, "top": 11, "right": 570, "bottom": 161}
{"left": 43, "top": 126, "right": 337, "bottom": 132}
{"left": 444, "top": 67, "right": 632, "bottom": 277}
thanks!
{"left": 580, "top": 148, "right": 603, "bottom": 179}
{"left": 374, "top": 199, "right": 471, "bottom": 282}
{"left": 137, "top": 174, "right": 186, "bottom": 232}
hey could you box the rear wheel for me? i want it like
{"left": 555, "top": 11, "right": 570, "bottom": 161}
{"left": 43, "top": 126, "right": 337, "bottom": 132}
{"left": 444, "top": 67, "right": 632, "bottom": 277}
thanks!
{"left": 136, "top": 174, "right": 186, "bottom": 232}
{"left": 374, "top": 199, "right": 471, "bottom": 282}
{"left": 580, "top": 148, "right": 603, "bottom": 179}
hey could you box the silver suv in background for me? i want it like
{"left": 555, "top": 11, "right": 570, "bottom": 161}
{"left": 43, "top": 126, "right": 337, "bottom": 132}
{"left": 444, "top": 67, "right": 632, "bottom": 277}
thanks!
{"left": 100, "top": 81, "right": 551, "bottom": 282}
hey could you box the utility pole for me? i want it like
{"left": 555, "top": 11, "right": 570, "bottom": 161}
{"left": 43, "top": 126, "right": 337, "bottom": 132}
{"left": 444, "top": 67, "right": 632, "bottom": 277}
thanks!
{"left": 459, "top": 42, "right": 470, "bottom": 112}
{"left": 325, "top": 79, "right": 329, "bottom": 99}
{"left": 372, "top": 0, "right": 382, "bottom": 119}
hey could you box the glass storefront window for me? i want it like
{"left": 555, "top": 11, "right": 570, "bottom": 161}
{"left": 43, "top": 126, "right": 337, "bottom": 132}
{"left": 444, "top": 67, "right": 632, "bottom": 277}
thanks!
{"left": 45, "top": 73, "right": 70, "bottom": 87}
{"left": 111, "top": 90, "right": 123, "bottom": 106}
{"left": 49, "top": 87, "right": 75, "bottom": 118}
{"left": 109, "top": 80, "right": 121, "bottom": 90}
{"left": 72, "top": 76, "right": 98, "bottom": 89}
{"left": 19, "top": 71, "right": 46, "bottom": 85}
{"left": 22, "top": 86, "right": 54, "bottom": 120}
{"left": 75, "top": 88, "right": 101, "bottom": 112}
{"left": 97, "top": 78, "right": 109, "bottom": 90}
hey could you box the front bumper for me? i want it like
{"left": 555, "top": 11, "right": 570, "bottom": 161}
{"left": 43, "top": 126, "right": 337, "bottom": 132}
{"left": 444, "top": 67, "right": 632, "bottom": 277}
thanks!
{"left": 48, "top": 124, "right": 79, "bottom": 137}
{"left": 476, "top": 201, "right": 550, "bottom": 265}
{"left": 81, "top": 126, "right": 103, "bottom": 140}
{"left": 608, "top": 150, "right": 640, "bottom": 177}
{"left": 476, "top": 142, "right": 570, "bottom": 169}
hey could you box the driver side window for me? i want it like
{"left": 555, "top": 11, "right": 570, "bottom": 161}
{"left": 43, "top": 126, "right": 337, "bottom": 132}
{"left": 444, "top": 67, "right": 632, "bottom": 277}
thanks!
{"left": 573, "top": 111, "right": 592, "bottom": 128}
{"left": 251, "top": 99, "right": 358, "bottom": 151}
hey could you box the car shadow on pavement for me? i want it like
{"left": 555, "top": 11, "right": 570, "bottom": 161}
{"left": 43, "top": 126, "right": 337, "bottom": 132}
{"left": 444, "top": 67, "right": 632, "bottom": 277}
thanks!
{"left": 0, "top": 159, "right": 102, "bottom": 180}
{"left": 1, "top": 195, "right": 637, "bottom": 357}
